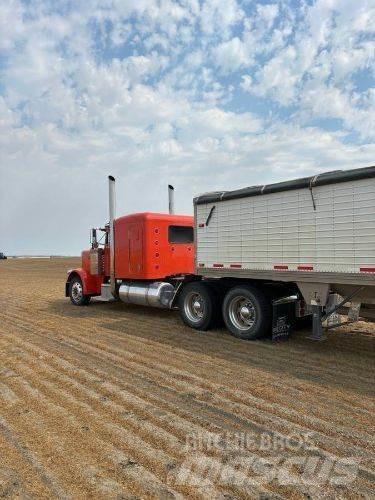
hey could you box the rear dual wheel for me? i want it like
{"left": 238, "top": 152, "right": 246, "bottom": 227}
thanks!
{"left": 178, "top": 282, "right": 272, "bottom": 339}
{"left": 222, "top": 286, "right": 271, "bottom": 339}
{"left": 178, "top": 282, "right": 220, "bottom": 331}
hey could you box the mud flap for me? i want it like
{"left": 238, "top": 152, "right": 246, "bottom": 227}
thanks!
{"left": 272, "top": 297, "right": 296, "bottom": 342}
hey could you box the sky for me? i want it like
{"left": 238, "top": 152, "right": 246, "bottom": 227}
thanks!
{"left": 0, "top": 0, "right": 374, "bottom": 255}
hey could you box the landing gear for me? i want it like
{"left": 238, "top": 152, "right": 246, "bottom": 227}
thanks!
{"left": 307, "top": 305, "right": 325, "bottom": 340}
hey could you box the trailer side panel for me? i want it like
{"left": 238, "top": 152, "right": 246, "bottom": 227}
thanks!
{"left": 195, "top": 177, "right": 375, "bottom": 275}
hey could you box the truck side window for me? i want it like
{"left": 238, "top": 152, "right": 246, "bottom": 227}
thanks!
{"left": 168, "top": 225, "right": 194, "bottom": 243}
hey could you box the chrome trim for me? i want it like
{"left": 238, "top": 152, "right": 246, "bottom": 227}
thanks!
{"left": 119, "top": 282, "right": 175, "bottom": 308}
{"left": 184, "top": 291, "right": 204, "bottom": 323}
{"left": 71, "top": 281, "right": 83, "bottom": 302}
{"left": 196, "top": 267, "right": 375, "bottom": 286}
{"left": 228, "top": 295, "right": 256, "bottom": 331}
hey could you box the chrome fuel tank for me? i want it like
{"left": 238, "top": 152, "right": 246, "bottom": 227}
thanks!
{"left": 119, "top": 282, "right": 175, "bottom": 308}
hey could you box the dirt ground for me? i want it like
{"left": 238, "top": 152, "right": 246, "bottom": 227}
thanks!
{"left": 0, "top": 258, "right": 374, "bottom": 499}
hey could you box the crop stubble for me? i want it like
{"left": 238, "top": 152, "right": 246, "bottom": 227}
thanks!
{"left": 0, "top": 258, "right": 374, "bottom": 499}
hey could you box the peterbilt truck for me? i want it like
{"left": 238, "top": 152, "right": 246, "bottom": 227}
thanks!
{"left": 66, "top": 166, "right": 375, "bottom": 341}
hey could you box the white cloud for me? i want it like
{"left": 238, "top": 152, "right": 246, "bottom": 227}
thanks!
{"left": 200, "top": 0, "right": 243, "bottom": 38}
{"left": 0, "top": 0, "right": 374, "bottom": 254}
{"left": 0, "top": 0, "right": 25, "bottom": 50}
{"left": 240, "top": 75, "right": 253, "bottom": 92}
{"left": 256, "top": 3, "right": 279, "bottom": 28}
{"left": 246, "top": 0, "right": 374, "bottom": 137}
{"left": 253, "top": 45, "right": 299, "bottom": 105}
{"left": 213, "top": 37, "right": 252, "bottom": 74}
{"left": 300, "top": 80, "right": 375, "bottom": 138}
{"left": 330, "top": 43, "right": 374, "bottom": 80}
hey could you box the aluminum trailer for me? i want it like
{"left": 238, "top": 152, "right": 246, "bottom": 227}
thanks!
{"left": 193, "top": 165, "right": 375, "bottom": 339}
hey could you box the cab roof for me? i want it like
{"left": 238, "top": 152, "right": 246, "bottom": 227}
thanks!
{"left": 115, "top": 212, "right": 193, "bottom": 224}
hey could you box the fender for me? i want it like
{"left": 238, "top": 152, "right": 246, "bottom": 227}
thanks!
{"left": 65, "top": 268, "right": 102, "bottom": 297}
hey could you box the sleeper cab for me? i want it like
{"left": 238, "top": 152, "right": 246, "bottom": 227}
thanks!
{"left": 114, "top": 212, "right": 194, "bottom": 280}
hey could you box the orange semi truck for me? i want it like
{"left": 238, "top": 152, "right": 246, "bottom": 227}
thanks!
{"left": 66, "top": 169, "right": 375, "bottom": 341}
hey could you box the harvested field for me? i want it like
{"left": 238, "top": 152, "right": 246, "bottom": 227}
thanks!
{"left": 0, "top": 258, "right": 374, "bottom": 499}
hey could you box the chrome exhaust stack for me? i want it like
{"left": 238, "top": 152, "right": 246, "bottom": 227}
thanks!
{"left": 108, "top": 175, "right": 116, "bottom": 296}
{"left": 168, "top": 184, "right": 174, "bottom": 214}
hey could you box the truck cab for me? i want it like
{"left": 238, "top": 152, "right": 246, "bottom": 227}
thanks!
{"left": 66, "top": 208, "right": 194, "bottom": 304}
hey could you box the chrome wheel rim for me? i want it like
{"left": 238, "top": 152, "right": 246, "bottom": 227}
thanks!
{"left": 71, "top": 281, "right": 83, "bottom": 302}
{"left": 228, "top": 295, "right": 256, "bottom": 331}
{"left": 184, "top": 291, "right": 204, "bottom": 323}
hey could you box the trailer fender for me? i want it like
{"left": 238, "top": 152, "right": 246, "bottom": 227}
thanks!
{"left": 66, "top": 268, "right": 102, "bottom": 297}
{"left": 169, "top": 276, "right": 201, "bottom": 308}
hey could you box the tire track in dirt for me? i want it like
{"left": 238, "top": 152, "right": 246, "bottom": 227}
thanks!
{"left": 0, "top": 341, "right": 353, "bottom": 500}
{"left": 3, "top": 304, "right": 374, "bottom": 433}
{"left": 0, "top": 366, "right": 191, "bottom": 499}
{"left": 0, "top": 339, "right": 282, "bottom": 499}
{"left": 5, "top": 297, "right": 375, "bottom": 421}
{"left": 1, "top": 317, "right": 373, "bottom": 469}
{"left": 1, "top": 258, "right": 374, "bottom": 498}
{"left": 56, "top": 307, "right": 375, "bottom": 398}
{"left": 62, "top": 324, "right": 375, "bottom": 434}
{"left": 4, "top": 275, "right": 373, "bottom": 374}
{"left": 1, "top": 328, "right": 374, "bottom": 496}
{"left": 1, "top": 316, "right": 374, "bottom": 480}
{"left": 43, "top": 300, "right": 375, "bottom": 378}
{"left": 0, "top": 415, "right": 70, "bottom": 499}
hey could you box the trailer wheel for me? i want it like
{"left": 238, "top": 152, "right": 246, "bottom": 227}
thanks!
{"left": 222, "top": 286, "right": 271, "bottom": 340}
{"left": 178, "top": 282, "right": 219, "bottom": 331}
{"left": 69, "top": 276, "right": 91, "bottom": 306}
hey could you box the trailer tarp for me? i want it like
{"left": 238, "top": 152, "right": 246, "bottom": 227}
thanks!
{"left": 194, "top": 165, "right": 375, "bottom": 205}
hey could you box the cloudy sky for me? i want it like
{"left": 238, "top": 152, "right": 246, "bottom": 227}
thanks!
{"left": 0, "top": 0, "right": 374, "bottom": 255}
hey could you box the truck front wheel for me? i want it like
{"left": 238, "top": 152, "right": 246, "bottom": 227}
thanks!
{"left": 178, "top": 282, "right": 219, "bottom": 331}
{"left": 222, "top": 286, "right": 271, "bottom": 340}
{"left": 69, "top": 276, "right": 91, "bottom": 306}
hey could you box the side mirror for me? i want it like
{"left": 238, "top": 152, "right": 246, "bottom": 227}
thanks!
{"left": 91, "top": 228, "right": 98, "bottom": 248}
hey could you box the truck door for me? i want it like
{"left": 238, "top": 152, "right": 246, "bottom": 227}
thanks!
{"left": 128, "top": 223, "right": 143, "bottom": 274}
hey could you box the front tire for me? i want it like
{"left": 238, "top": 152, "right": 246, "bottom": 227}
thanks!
{"left": 222, "top": 286, "right": 271, "bottom": 339}
{"left": 178, "top": 282, "right": 220, "bottom": 331}
{"left": 69, "top": 276, "right": 91, "bottom": 306}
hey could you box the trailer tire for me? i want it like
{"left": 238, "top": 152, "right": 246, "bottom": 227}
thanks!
{"left": 69, "top": 276, "right": 91, "bottom": 306}
{"left": 178, "top": 282, "right": 219, "bottom": 331}
{"left": 223, "top": 286, "right": 271, "bottom": 340}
